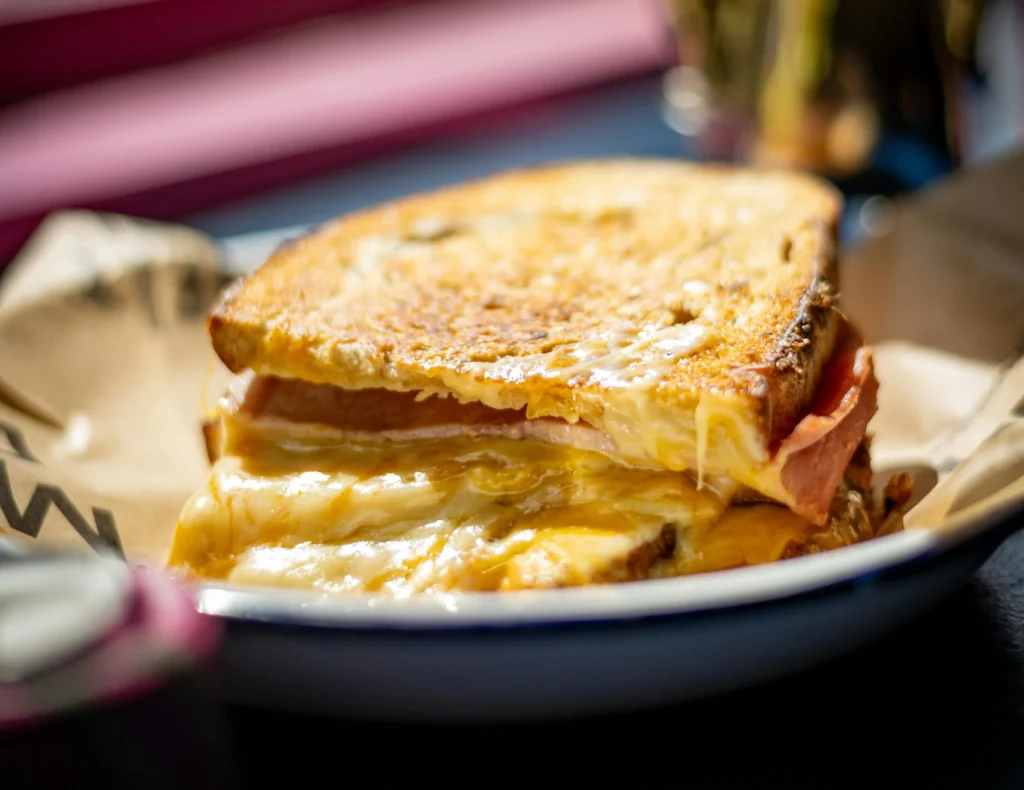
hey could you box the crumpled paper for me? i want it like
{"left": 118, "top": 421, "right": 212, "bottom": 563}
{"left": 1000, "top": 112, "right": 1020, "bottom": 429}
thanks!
{"left": 1, "top": 155, "right": 1023, "bottom": 567}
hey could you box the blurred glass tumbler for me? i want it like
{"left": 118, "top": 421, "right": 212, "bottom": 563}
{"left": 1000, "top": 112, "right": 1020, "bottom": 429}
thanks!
{"left": 662, "top": 0, "right": 987, "bottom": 184}
{"left": 0, "top": 554, "right": 233, "bottom": 789}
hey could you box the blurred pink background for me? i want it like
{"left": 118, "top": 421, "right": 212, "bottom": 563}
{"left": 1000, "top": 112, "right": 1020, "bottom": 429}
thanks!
{"left": 0, "top": 0, "right": 675, "bottom": 266}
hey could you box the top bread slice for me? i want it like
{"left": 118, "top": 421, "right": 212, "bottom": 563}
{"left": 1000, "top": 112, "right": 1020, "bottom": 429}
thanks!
{"left": 209, "top": 159, "right": 841, "bottom": 478}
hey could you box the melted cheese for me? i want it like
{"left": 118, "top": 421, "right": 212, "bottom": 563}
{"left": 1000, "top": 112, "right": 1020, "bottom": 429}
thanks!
{"left": 430, "top": 361, "right": 778, "bottom": 501}
{"left": 170, "top": 432, "right": 733, "bottom": 594}
{"left": 464, "top": 322, "right": 719, "bottom": 388}
{"left": 170, "top": 417, "right": 859, "bottom": 595}
{"left": 676, "top": 505, "right": 823, "bottom": 575}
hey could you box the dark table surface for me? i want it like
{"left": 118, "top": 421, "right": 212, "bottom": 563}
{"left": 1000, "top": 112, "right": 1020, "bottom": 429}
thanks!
{"left": 185, "top": 74, "right": 1024, "bottom": 786}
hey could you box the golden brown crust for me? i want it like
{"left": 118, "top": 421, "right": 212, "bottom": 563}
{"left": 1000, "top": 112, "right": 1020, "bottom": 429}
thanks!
{"left": 760, "top": 224, "right": 839, "bottom": 442}
{"left": 209, "top": 159, "right": 841, "bottom": 453}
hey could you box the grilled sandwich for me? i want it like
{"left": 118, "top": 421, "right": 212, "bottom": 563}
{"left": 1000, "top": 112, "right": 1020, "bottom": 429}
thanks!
{"left": 169, "top": 160, "right": 899, "bottom": 595}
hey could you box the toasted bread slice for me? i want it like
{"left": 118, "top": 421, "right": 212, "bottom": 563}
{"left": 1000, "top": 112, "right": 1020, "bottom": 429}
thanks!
{"left": 210, "top": 159, "right": 843, "bottom": 498}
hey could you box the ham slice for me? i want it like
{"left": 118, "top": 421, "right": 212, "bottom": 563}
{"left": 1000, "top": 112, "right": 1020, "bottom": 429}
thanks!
{"left": 776, "top": 322, "right": 879, "bottom": 524}
{"left": 224, "top": 370, "right": 621, "bottom": 456}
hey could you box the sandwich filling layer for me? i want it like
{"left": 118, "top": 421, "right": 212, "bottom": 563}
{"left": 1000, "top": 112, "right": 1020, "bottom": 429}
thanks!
{"left": 170, "top": 418, "right": 876, "bottom": 595}
{"left": 170, "top": 328, "right": 882, "bottom": 595}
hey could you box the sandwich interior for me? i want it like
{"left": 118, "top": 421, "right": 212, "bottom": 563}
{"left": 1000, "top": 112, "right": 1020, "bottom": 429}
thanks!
{"left": 169, "top": 371, "right": 890, "bottom": 596}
